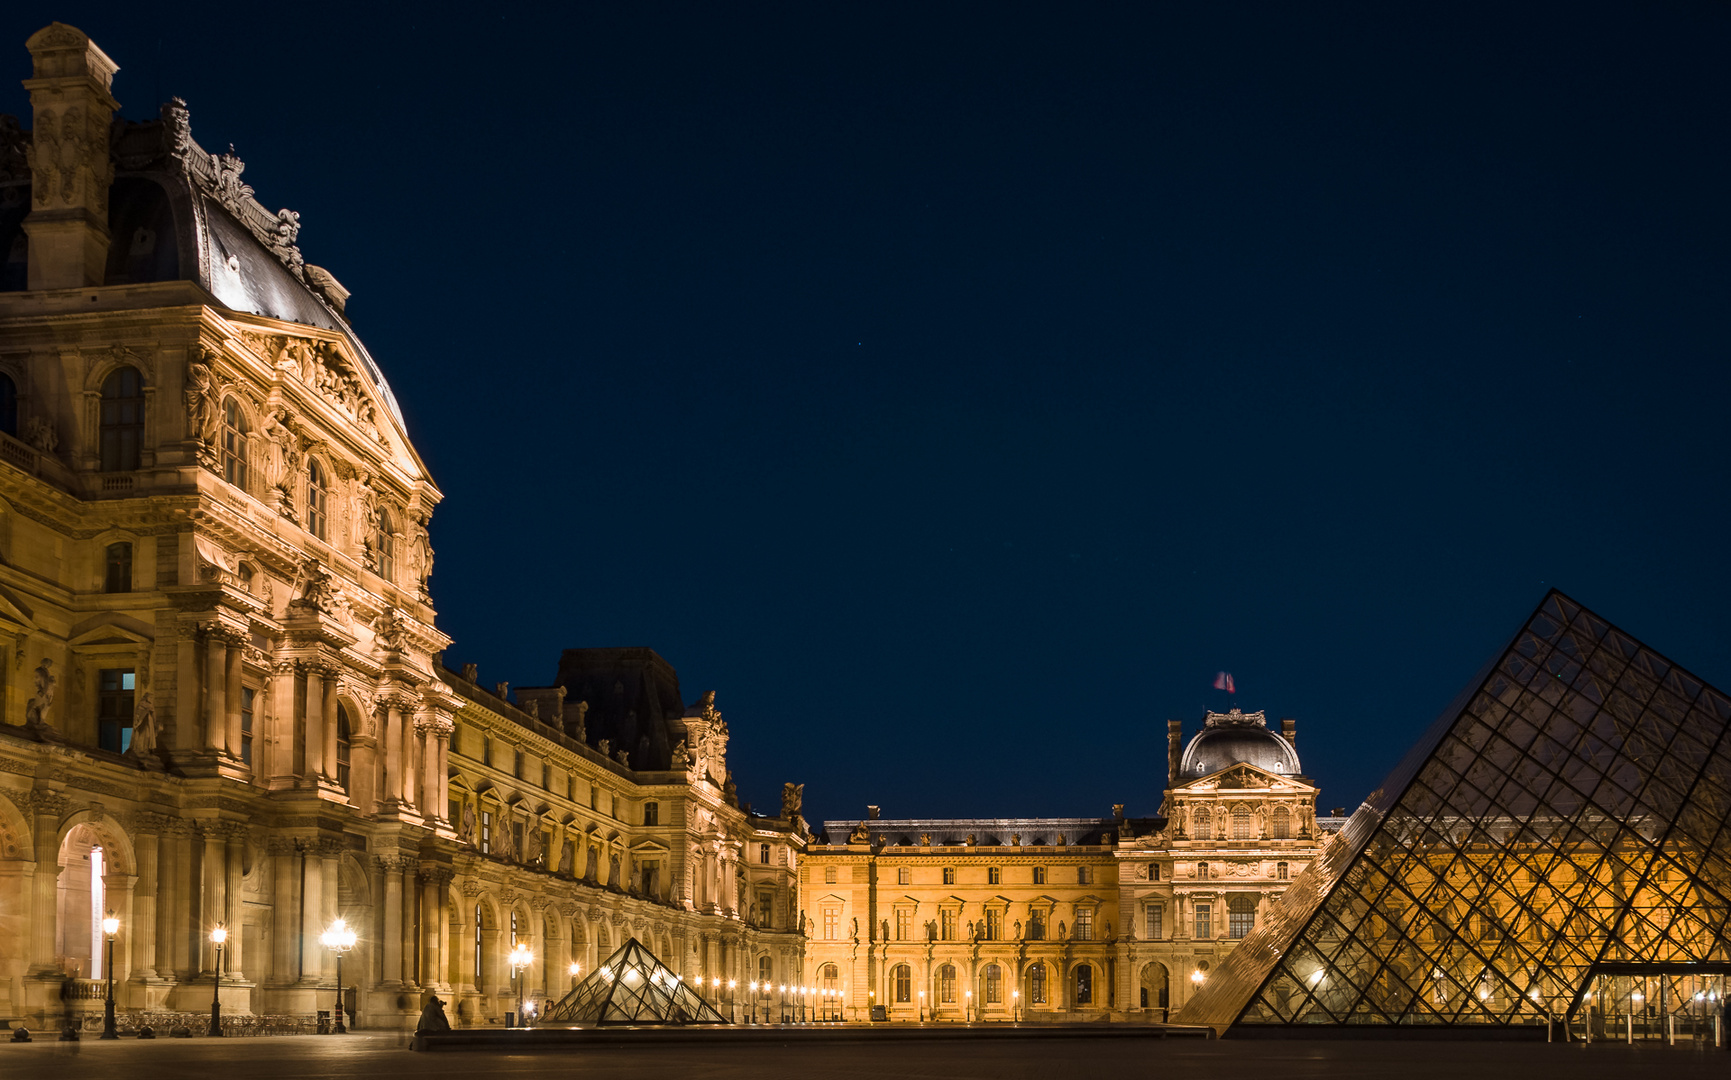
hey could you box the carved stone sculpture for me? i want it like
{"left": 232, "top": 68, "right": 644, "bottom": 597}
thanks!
{"left": 23, "top": 415, "right": 56, "bottom": 453}
{"left": 780, "top": 782, "right": 804, "bottom": 820}
{"left": 23, "top": 658, "right": 55, "bottom": 728}
{"left": 558, "top": 841, "right": 574, "bottom": 875}
{"left": 524, "top": 827, "right": 543, "bottom": 865}
{"left": 288, "top": 557, "right": 338, "bottom": 615}
{"left": 125, "top": 691, "right": 157, "bottom": 760}
{"left": 670, "top": 739, "right": 689, "bottom": 769}
{"left": 584, "top": 845, "right": 598, "bottom": 882}
{"left": 458, "top": 803, "right": 476, "bottom": 845}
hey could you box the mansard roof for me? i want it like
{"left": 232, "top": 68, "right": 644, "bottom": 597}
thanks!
{"left": 816, "top": 815, "right": 1164, "bottom": 848}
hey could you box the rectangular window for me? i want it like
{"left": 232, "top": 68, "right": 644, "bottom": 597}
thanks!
{"left": 940, "top": 910, "right": 957, "bottom": 941}
{"left": 512, "top": 821, "right": 524, "bottom": 857}
{"left": 895, "top": 909, "right": 911, "bottom": 941}
{"left": 1195, "top": 904, "right": 1213, "bottom": 940}
{"left": 641, "top": 860, "right": 659, "bottom": 896}
{"left": 897, "top": 866, "right": 911, "bottom": 885}
{"left": 1028, "top": 910, "right": 1046, "bottom": 940}
{"left": 1032, "top": 866, "right": 1046, "bottom": 885}
{"left": 942, "top": 867, "right": 956, "bottom": 885}
{"left": 760, "top": 843, "right": 771, "bottom": 864}
{"left": 644, "top": 802, "right": 659, "bottom": 826}
{"left": 1145, "top": 903, "right": 1164, "bottom": 940}
{"left": 985, "top": 909, "right": 1002, "bottom": 940}
{"left": 1075, "top": 907, "right": 1093, "bottom": 941}
{"left": 987, "top": 866, "right": 1001, "bottom": 885}
{"left": 481, "top": 811, "right": 492, "bottom": 854}
{"left": 104, "top": 542, "right": 132, "bottom": 593}
{"left": 96, "top": 668, "right": 136, "bottom": 753}
{"left": 449, "top": 798, "right": 460, "bottom": 825}
{"left": 824, "top": 866, "right": 837, "bottom": 884}
{"left": 823, "top": 909, "right": 839, "bottom": 941}
{"left": 541, "top": 763, "right": 551, "bottom": 790}
{"left": 239, "top": 687, "right": 255, "bottom": 767}
{"left": 1076, "top": 866, "right": 1089, "bottom": 885}
{"left": 1151, "top": 863, "right": 1161, "bottom": 881}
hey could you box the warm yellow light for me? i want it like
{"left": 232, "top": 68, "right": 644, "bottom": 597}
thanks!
{"left": 569, "top": 963, "right": 581, "bottom": 976}
{"left": 1190, "top": 969, "right": 1203, "bottom": 984}
{"left": 1013, "top": 990, "right": 1020, "bottom": 999}
{"left": 729, "top": 980, "right": 736, "bottom": 989}
{"left": 210, "top": 925, "right": 228, "bottom": 946}
{"left": 750, "top": 981, "right": 758, "bottom": 992}
{"left": 101, "top": 912, "right": 120, "bottom": 937}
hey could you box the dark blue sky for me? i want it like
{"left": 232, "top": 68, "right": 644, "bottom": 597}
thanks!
{"left": 7, "top": 3, "right": 1729, "bottom": 826}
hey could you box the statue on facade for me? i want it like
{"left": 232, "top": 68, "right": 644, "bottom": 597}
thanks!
{"left": 722, "top": 770, "right": 737, "bottom": 806}
{"left": 598, "top": 738, "right": 611, "bottom": 758}
{"left": 23, "top": 415, "right": 56, "bottom": 454}
{"left": 558, "top": 841, "right": 574, "bottom": 876}
{"left": 458, "top": 803, "right": 476, "bottom": 845}
{"left": 525, "top": 826, "right": 544, "bottom": 866}
{"left": 607, "top": 853, "right": 620, "bottom": 887}
{"left": 584, "top": 845, "right": 599, "bottom": 882}
{"left": 183, "top": 352, "right": 221, "bottom": 456}
{"left": 288, "top": 557, "right": 338, "bottom": 616}
{"left": 848, "top": 822, "right": 870, "bottom": 844}
{"left": 125, "top": 691, "right": 157, "bottom": 761}
{"left": 780, "top": 782, "right": 804, "bottom": 821}
{"left": 23, "top": 658, "right": 55, "bottom": 729}
{"left": 494, "top": 819, "right": 516, "bottom": 861}
{"left": 670, "top": 739, "right": 689, "bottom": 770}
{"left": 571, "top": 700, "right": 589, "bottom": 742}
{"left": 409, "top": 512, "right": 434, "bottom": 597}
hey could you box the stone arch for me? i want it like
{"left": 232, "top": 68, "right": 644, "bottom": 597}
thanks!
{"left": 1066, "top": 958, "right": 1098, "bottom": 1009}
{"left": 0, "top": 795, "right": 30, "bottom": 862}
{"left": 54, "top": 812, "right": 133, "bottom": 981}
{"left": 1139, "top": 960, "right": 1170, "bottom": 1013}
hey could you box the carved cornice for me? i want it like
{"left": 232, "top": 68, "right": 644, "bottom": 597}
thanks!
{"left": 5, "top": 787, "right": 67, "bottom": 819}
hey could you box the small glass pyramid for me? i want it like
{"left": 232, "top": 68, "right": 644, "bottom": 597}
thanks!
{"left": 542, "top": 937, "right": 730, "bottom": 1025}
{"left": 1179, "top": 591, "right": 1731, "bottom": 1033}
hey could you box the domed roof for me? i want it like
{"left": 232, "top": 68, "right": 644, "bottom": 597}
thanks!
{"left": 1179, "top": 709, "right": 1301, "bottom": 778}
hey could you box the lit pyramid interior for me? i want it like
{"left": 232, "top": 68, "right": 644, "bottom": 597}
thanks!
{"left": 542, "top": 937, "right": 729, "bottom": 1025}
{"left": 1178, "top": 591, "right": 1731, "bottom": 1035}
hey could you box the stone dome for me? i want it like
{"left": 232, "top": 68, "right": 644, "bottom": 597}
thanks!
{"left": 1178, "top": 709, "right": 1301, "bottom": 778}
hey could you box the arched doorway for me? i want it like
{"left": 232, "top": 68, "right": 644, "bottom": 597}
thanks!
{"left": 56, "top": 823, "right": 128, "bottom": 982}
{"left": 1140, "top": 961, "right": 1170, "bottom": 1019}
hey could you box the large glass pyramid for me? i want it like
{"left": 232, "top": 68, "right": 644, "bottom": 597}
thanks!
{"left": 1178, "top": 591, "right": 1731, "bottom": 1034}
{"left": 542, "top": 937, "right": 729, "bottom": 1025}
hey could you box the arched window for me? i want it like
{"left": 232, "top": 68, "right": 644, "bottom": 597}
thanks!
{"left": 984, "top": 963, "right": 1002, "bottom": 1004}
{"left": 821, "top": 963, "right": 838, "bottom": 990}
{"left": 1232, "top": 805, "right": 1252, "bottom": 840}
{"left": 474, "top": 905, "right": 484, "bottom": 990}
{"left": 306, "top": 459, "right": 328, "bottom": 540}
{"left": 100, "top": 366, "right": 144, "bottom": 471}
{"left": 510, "top": 909, "right": 519, "bottom": 948}
{"left": 938, "top": 964, "right": 957, "bottom": 1003}
{"left": 335, "top": 705, "right": 353, "bottom": 791}
{"left": 1029, "top": 962, "right": 1047, "bottom": 1004}
{"left": 220, "top": 397, "right": 248, "bottom": 489}
{"left": 1277, "top": 861, "right": 1289, "bottom": 880}
{"left": 1272, "top": 806, "right": 1292, "bottom": 839}
{"left": 1197, "top": 861, "right": 1210, "bottom": 880}
{"left": 376, "top": 509, "right": 395, "bottom": 581}
{"left": 758, "top": 954, "right": 773, "bottom": 987}
{"left": 892, "top": 962, "right": 911, "bottom": 1003}
{"left": 1074, "top": 964, "right": 1093, "bottom": 1006}
{"left": 0, "top": 372, "right": 16, "bottom": 436}
{"left": 1193, "top": 806, "right": 1211, "bottom": 838}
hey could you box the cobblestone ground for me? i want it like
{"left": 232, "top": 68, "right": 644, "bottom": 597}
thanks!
{"left": 0, "top": 1032, "right": 1724, "bottom": 1080}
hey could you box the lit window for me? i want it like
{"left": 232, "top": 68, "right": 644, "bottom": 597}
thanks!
{"left": 1194, "top": 807, "right": 1211, "bottom": 837}
{"left": 100, "top": 367, "right": 143, "bottom": 472}
{"left": 221, "top": 398, "right": 248, "bottom": 489}
{"left": 823, "top": 909, "right": 839, "bottom": 941}
{"left": 474, "top": 906, "right": 483, "bottom": 988}
{"left": 1075, "top": 908, "right": 1093, "bottom": 941}
{"left": 306, "top": 459, "right": 328, "bottom": 540}
{"left": 240, "top": 687, "right": 255, "bottom": 767}
{"left": 1029, "top": 963, "right": 1047, "bottom": 1004}
{"left": 96, "top": 668, "right": 136, "bottom": 753}
{"left": 335, "top": 705, "right": 352, "bottom": 791}
{"left": 104, "top": 542, "right": 132, "bottom": 593}
{"left": 824, "top": 866, "right": 837, "bottom": 885}
{"left": 1229, "top": 904, "right": 1255, "bottom": 940}
{"left": 984, "top": 964, "right": 1002, "bottom": 1004}
{"left": 939, "top": 964, "right": 957, "bottom": 1003}
{"left": 1195, "top": 903, "right": 1213, "bottom": 940}
{"left": 1232, "top": 805, "right": 1252, "bottom": 840}
{"left": 895, "top": 909, "right": 911, "bottom": 941}
{"left": 1074, "top": 964, "right": 1093, "bottom": 1006}
{"left": 985, "top": 909, "right": 1002, "bottom": 941}
{"left": 481, "top": 810, "right": 492, "bottom": 854}
{"left": 893, "top": 963, "right": 911, "bottom": 1003}
{"left": 940, "top": 910, "right": 957, "bottom": 941}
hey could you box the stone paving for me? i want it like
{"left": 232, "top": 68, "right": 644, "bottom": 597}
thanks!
{"left": 0, "top": 1032, "right": 1725, "bottom": 1080}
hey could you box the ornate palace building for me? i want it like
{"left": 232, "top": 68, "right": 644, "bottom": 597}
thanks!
{"left": 0, "top": 23, "right": 803, "bottom": 1032}
{"left": 800, "top": 708, "right": 1342, "bottom": 1023}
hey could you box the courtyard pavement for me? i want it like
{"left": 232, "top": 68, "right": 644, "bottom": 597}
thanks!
{"left": 0, "top": 1031, "right": 1723, "bottom": 1080}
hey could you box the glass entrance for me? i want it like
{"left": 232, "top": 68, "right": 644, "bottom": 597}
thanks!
{"left": 1581, "top": 969, "right": 1726, "bottom": 1044}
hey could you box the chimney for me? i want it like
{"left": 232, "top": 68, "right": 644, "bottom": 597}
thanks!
{"left": 866, "top": 805, "right": 880, "bottom": 820}
{"left": 21, "top": 23, "right": 120, "bottom": 290}
{"left": 1281, "top": 716, "right": 1297, "bottom": 747}
{"left": 1167, "top": 719, "right": 1183, "bottom": 786}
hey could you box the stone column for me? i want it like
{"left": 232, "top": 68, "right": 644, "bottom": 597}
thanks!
{"left": 381, "top": 856, "right": 404, "bottom": 987}
{"left": 267, "top": 663, "right": 297, "bottom": 789}
{"left": 382, "top": 703, "right": 404, "bottom": 808}
{"left": 420, "top": 721, "right": 442, "bottom": 820}
{"left": 200, "top": 826, "right": 226, "bottom": 974}
{"left": 269, "top": 841, "right": 296, "bottom": 984}
{"left": 299, "top": 848, "right": 323, "bottom": 983}
{"left": 320, "top": 846, "right": 339, "bottom": 981}
{"left": 25, "top": 793, "right": 66, "bottom": 975}
{"left": 204, "top": 631, "right": 228, "bottom": 754}
{"left": 167, "top": 829, "right": 192, "bottom": 979}
{"left": 303, "top": 665, "right": 325, "bottom": 781}
{"left": 419, "top": 869, "right": 449, "bottom": 992}
{"left": 401, "top": 861, "right": 418, "bottom": 986}
{"left": 320, "top": 673, "right": 338, "bottom": 786}
{"left": 224, "top": 833, "right": 245, "bottom": 980}
{"left": 130, "top": 828, "right": 159, "bottom": 980}
{"left": 224, "top": 642, "right": 244, "bottom": 765}
{"left": 435, "top": 728, "right": 452, "bottom": 822}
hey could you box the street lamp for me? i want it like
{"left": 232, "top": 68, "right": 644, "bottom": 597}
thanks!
{"left": 320, "top": 917, "right": 357, "bottom": 1033}
{"left": 965, "top": 988, "right": 973, "bottom": 1023}
{"left": 208, "top": 925, "right": 228, "bottom": 1037}
{"left": 728, "top": 979, "right": 737, "bottom": 1022}
{"left": 749, "top": 981, "right": 758, "bottom": 1023}
{"left": 508, "top": 944, "right": 533, "bottom": 1026}
{"left": 100, "top": 912, "right": 119, "bottom": 1040}
{"left": 569, "top": 962, "right": 581, "bottom": 989}
{"left": 779, "top": 984, "right": 788, "bottom": 1024}
{"left": 919, "top": 988, "right": 926, "bottom": 1023}
{"left": 1013, "top": 988, "right": 1020, "bottom": 1023}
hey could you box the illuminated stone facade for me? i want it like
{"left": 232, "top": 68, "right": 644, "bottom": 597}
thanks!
{"left": 0, "top": 23, "right": 802, "bottom": 1032}
{"left": 799, "top": 709, "right": 1340, "bottom": 1023}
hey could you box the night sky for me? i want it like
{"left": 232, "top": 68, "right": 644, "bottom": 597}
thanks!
{"left": 5, "top": 4, "right": 1729, "bottom": 827}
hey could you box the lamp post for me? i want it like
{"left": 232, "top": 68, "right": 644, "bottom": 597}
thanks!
{"left": 728, "top": 979, "right": 737, "bottom": 1023}
{"left": 208, "top": 925, "right": 228, "bottom": 1037}
{"left": 100, "top": 912, "right": 119, "bottom": 1039}
{"left": 779, "top": 984, "right": 788, "bottom": 1024}
{"left": 319, "top": 917, "right": 357, "bottom": 1033}
{"left": 508, "top": 944, "right": 533, "bottom": 1027}
{"left": 919, "top": 988, "right": 926, "bottom": 1024}
{"left": 1013, "top": 988, "right": 1020, "bottom": 1023}
{"left": 748, "top": 981, "right": 757, "bottom": 1023}
{"left": 569, "top": 962, "right": 581, "bottom": 989}
{"left": 965, "top": 988, "right": 973, "bottom": 1023}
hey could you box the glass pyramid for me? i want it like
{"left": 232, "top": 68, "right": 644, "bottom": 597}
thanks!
{"left": 541, "top": 937, "right": 729, "bottom": 1026}
{"left": 1178, "top": 590, "right": 1731, "bottom": 1034}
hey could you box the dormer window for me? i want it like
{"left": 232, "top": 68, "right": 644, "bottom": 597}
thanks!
{"left": 307, "top": 459, "right": 328, "bottom": 540}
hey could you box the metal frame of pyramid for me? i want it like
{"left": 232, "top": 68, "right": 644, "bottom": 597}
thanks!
{"left": 541, "top": 937, "right": 730, "bottom": 1025}
{"left": 1178, "top": 590, "right": 1731, "bottom": 1035}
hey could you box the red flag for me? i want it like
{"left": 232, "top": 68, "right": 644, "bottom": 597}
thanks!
{"left": 1213, "top": 671, "right": 1236, "bottom": 694}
